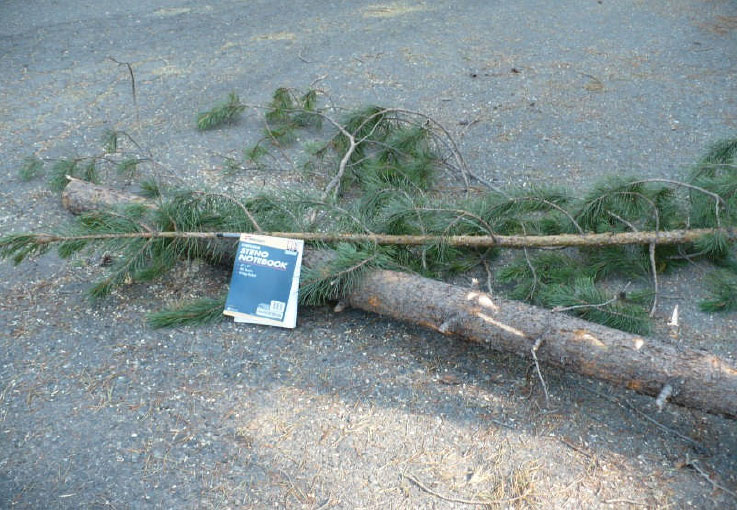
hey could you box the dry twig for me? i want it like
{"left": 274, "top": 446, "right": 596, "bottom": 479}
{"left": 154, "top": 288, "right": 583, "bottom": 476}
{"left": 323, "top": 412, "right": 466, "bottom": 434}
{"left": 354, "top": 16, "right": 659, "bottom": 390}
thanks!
{"left": 401, "top": 472, "right": 530, "bottom": 506}
{"left": 530, "top": 336, "right": 550, "bottom": 405}
{"left": 685, "top": 458, "right": 737, "bottom": 498}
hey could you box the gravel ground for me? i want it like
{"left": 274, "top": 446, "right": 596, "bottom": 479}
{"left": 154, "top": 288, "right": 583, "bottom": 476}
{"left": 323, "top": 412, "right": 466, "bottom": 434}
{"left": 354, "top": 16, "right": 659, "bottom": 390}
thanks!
{"left": 1, "top": 1, "right": 736, "bottom": 508}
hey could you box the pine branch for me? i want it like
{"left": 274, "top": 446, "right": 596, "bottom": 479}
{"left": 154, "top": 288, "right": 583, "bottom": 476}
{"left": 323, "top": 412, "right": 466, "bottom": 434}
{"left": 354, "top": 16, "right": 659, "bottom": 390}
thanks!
{"left": 2, "top": 227, "right": 733, "bottom": 257}
{"left": 10, "top": 88, "right": 736, "bottom": 340}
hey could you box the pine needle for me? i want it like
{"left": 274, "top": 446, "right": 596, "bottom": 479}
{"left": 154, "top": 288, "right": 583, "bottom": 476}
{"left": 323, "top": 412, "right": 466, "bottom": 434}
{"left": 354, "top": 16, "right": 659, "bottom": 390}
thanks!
{"left": 49, "top": 159, "right": 78, "bottom": 191}
{"left": 699, "top": 268, "right": 737, "bottom": 312}
{"left": 0, "top": 233, "right": 53, "bottom": 265}
{"left": 116, "top": 158, "right": 139, "bottom": 178}
{"left": 19, "top": 157, "right": 44, "bottom": 181}
{"left": 196, "top": 92, "right": 246, "bottom": 130}
{"left": 101, "top": 129, "right": 118, "bottom": 153}
{"left": 139, "top": 178, "right": 162, "bottom": 198}
{"left": 543, "top": 277, "right": 651, "bottom": 335}
{"left": 147, "top": 296, "right": 227, "bottom": 328}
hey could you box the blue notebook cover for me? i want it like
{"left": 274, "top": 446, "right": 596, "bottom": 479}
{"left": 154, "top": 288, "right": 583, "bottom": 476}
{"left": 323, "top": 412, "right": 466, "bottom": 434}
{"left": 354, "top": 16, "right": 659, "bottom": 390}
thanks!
{"left": 223, "top": 235, "right": 303, "bottom": 328}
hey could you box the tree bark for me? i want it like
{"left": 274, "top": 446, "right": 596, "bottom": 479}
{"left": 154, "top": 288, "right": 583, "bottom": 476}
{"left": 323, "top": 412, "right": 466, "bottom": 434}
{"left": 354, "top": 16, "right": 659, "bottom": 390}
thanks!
{"left": 62, "top": 176, "right": 154, "bottom": 214}
{"left": 60, "top": 179, "right": 737, "bottom": 418}
{"left": 350, "top": 270, "right": 736, "bottom": 418}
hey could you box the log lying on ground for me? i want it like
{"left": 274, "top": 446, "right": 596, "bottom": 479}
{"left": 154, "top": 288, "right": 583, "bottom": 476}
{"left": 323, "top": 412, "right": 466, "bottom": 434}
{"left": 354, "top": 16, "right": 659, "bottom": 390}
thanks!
{"left": 350, "top": 271, "right": 736, "bottom": 418}
{"left": 61, "top": 179, "right": 737, "bottom": 418}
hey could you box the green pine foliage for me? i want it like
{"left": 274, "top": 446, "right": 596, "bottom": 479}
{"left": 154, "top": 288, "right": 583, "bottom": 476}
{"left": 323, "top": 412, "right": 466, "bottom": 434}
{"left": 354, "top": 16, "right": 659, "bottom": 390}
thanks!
{"left": 49, "top": 159, "right": 79, "bottom": 191}
{"left": 46, "top": 158, "right": 100, "bottom": 191}
{"left": 699, "top": 268, "right": 737, "bottom": 312}
{"left": 576, "top": 178, "right": 679, "bottom": 233}
{"left": 497, "top": 254, "right": 651, "bottom": 334}
{"left": 147, "top": 297, "right": 227, "bottom": 328}
{"left": 102, "top": 129, "right": 118, "bottom": 153}
{"left": 0, "top": 233, "right": 54, "bottom": 265}
{"left": 3, "top": 88, "right": 736, "bottom": 331}
{"left": 693, "top": 231, "right": 733, "bottom": 262}
{"left": 138, "top": 178, "right": 162, "bottom": 198}
{"left": 245, "top": 143, "right": 269, "bottom": 164}
{"left": 264, "top": 87, "right": 322, "bottom": 135}
{"left": 541, "top": 277, "right": 651, "bottom": 335}
{"left": 21, "top": 127, "right": 152, "bottom": 190}
{"left": 116, "top": 158, "right": 139, "bottom": 178}
{"left": 19, "top": 157, "right": 44, "bottom": 181}
{"left": 498, "top": 252, "right": 581, "bottom": 301}
{"left": 583, "top": 246, "right": 650, "bottom": 280}
{"left": 688, "top": 138, "right": 737, "bottom": 230}
{"left": 196, "top": 92, "right": 246, "bottom": 130}
{"left": 299, "top": 244, "right": 397, "bottom": 305}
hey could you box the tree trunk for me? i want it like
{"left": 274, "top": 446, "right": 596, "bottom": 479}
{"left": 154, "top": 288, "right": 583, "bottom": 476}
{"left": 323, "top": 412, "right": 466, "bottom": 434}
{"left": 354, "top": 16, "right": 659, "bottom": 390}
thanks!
{"left": 60, "top": 179, "right": 737, "bottom": 418}
{"left": 350, "top": 270, "right": 736, "bottom": 418}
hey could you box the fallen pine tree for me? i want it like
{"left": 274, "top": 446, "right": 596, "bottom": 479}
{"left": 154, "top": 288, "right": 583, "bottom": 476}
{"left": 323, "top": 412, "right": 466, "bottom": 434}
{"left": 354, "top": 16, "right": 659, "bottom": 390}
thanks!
{"left": 43, "top": 178, "right": 736, "bottom": 417}
{"left": 5, "top": 90, "right": 736, "bottom": 418}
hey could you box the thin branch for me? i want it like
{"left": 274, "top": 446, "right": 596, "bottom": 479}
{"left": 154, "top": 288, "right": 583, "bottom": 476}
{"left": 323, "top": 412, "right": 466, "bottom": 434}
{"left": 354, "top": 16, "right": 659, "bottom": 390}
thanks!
{"left": 552, "top": 295, "right": 619, "bottom": 313}
{"left": 191, "top": 191, "right": 263, "bottom": 233}
{"left": 606, "top": 211, "right": 637, "bottom": 232}
{"left": 302, "top": 200, "right": 375, "bottom": 235}
{"left": 465, "top": 169, "right": 509, "bottom": 197}
{"left": 239, "top": 102, "right": 472, "bottom": 195}
{"left": 114, "top": 130, "right": 150, "bottom": 157}
{"left": 629, "top": 178, "right": 729, "bottom": 228}
{"left": 322, "top": 135, "right": 356, "bottom": 199}
{"left": 296, "top": 48, "right": 314, "bottom": 64}
{"left": 415, "top": 207, "right": 496, "bottom": 238}
{"left": 401, "top": 472, "right": 531, "bottom": 506}
{"left": 328, "top": 255, "right": 378, "bottom": 286}
{"left": 601, "top": 191, "right": 661, "bottom": 317}
{"left": 298, "top": 254, "right": 379, "bottom": 289}
{"left": 407, "top": 196, "right": 430, "bottom": 271}
{"left": 603, "top": 499, "right": 650, "bottom": 507}
{"left": 513, "top": 196, "right": 584, "bottom": 234}
{"left": 108, "top": 57, "right": 139, "bottom": 129}
{"left": 377, "top": 112, "right": 472, "bottom": 194}
{"left": 482, "top": 256, "right": 494, "bottom": 295}
{"left": 319, "top": 106, "right": 396, "bottom": 200}
{"left": 580, "top": 386, "right": 707, "bottom": 452}
{"left": 666, "top": 246, "right": 712, "bottom": 263}
{"left": 13, "top": 227, "right": 734, "bottom": 250}
{"left": 386, "top": 108, "right": 471, "bottom": 193}
{"left": 518, "top": 222, "right": 538, "bottom": 300}
{"left": 685, "top": 458, "right": 737, "bottom": 498}
{"left": 648, "top": 242, "right": 658, "bottom": 316}
{"left": 531, "top": 336, "right": 550, "bottom": 405}
{"left": 261, "top": 109, "right": 298, "bottom": 173}
{"left": 629, "top": 178, "right": 728, "bottom": 208}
